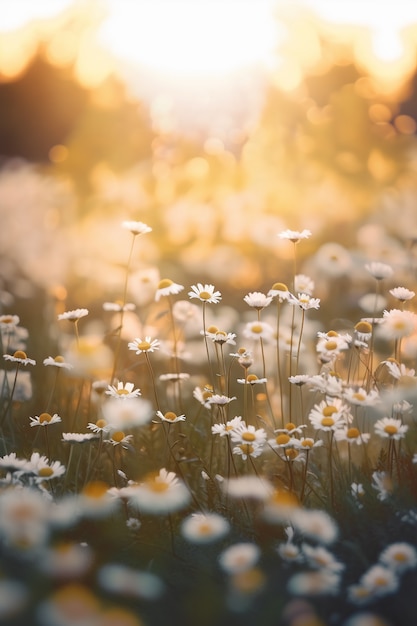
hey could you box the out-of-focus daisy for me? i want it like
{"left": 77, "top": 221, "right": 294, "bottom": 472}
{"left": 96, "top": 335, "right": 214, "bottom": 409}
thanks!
{"left": 383, "top": 359, "right": 416, "bottom": 381}
{"left": 0, "top": 314, "right": 20, "bottom": 331}
{"left": 294, "top": 437, "right": 324, "bottom": 452}
{"left": 207, "top": 394, "right": 237, "bottom": 407}
{"left": 291, "top": 508, "right": 339, "bottom": 544}
{"left": 193, "top": 385, "right": 214, "bottom": 408}
{"left": 381, "top": 308, "right": 417, "bottom": 339}
{"left": 103, "top": 301, "right": 136, "bottom": 312}
{"left": 268, "top": 282, "right": 290, "bottom": 302}
{"left": 243, "top": 320, "right": 274, "bottom": 341}
{"left": 36, "top": 583, "right": 101, "bottom": 625}
{"left": 128, "top": 468, "right": 190, "bottom": 514}
{"left": 389, "top": 286, "right": 415, "bottom": 302}
{"left": 233, "top": 442, "right": 264, "bottom": 460}
{"left": 102, "top": 397, "right": 153, "bottom": 429}
{"left": 218, "top": 542, "right": 261, "bottom": 574}
{"left": 278, "top": 229, "right": 312, "bottom": 243}
{"left": 313, "top": 242, "right": 352, "bottom": 278}
{"left": 78, "top": 481, "right": 118, "bottom": 518}
{"left": 0, "top": 486, "right": 51, "bottom": 550}
{"left": 302, "top": 544, "right": 345, "bottom": 573}
{"left": 294, "top": 274, "right": 315, "bottom": 295}
{"left": 372, "top": 471, "right": 392, "bottom": 501}
{"left": 343, "top": 386, "right": 380, "bottom": 407}
{"left": 98, "top": 563, "right": 164, "bottom": 600}
{"left": 57, "top": 308, "right": 89, "bottom": 322}
{"left": 188, "top": 283, "right": 222, "bottom": 304}
{"left": 30, "top": 412, "right": 62, "bottom": 428}
{"left": 43, "top": 355, "right": 73, "bottom": 370}
{"left": 155, "top": 278, "right": 184, "bottom": 302}
{"left": 268, "top": 433, "right": 298, "bottom": 451}
{"left": 358, "top": 293, "right": 387, "bottom": 314}
{"left": 365, "top": 261, "right": 394, "bottom": 280}
{"left": 224, "top": 475, "right": 274, "bottom": 501}
{"left": 40, "top": 542, "right": 94, "bottom": 579}
{"left": 316, "top": 332, "right": 351, "bottom": 362}
{"left": 0, "top": 453, "right": 32, "bottom": 474}
{"left": 3, "top": 350, "right": 36, "bottom": 366}
{"left": 121, "top": 220, "right": 152, "bottom": 236}
{"left": 287, "top": 570, "right": 341, "bottom": 596}
{"left": 212, "top": 415, "right": 244, "bottom": 436}
{"left": 288, "top": 374, "right": 311, "bottom": 386}
{"left": 379, "top": 542, "right": 417, "bottom": 573}
{"left": 106, "top": 381, "right": 141, "bottom": 399}
{"left": 359, "top": 564, "right": 399, "bottom": 597}
{"left": 374, "top": 417, "right": 408, "bottom": 440}
{"left": 156, "top": 410, "right": 186, "bottom": 423}
{"left": 307, "top": 373, "right": 344, "bottom": 396}
{"left": 181, "top": 512, "right": 230, "bottom": 544}
{"left": 351, "top": 482, "right": 365, "bottom": 508}
{"left": 243, "top": 292, "right": 272, "bottom": 310}
{"left": 159, "top": 373, "right": 190, "bottom": 383}
{"left": 128, "top": 336, "right": 160, "bottom": 354}
{"left": 262, "top": 489, "right": 300, "bottom": 524}
{"left": 334, "top": 427, "right": 370, "bottom": 445}
{"left": 288, "top": 293, "right": 320, "bottom": 311}
{"left": 62, "top": 432, "right": 98, "bottom": 443}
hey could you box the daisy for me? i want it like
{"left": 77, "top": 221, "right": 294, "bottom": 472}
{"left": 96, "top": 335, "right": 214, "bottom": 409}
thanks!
{"left": 0, "top": 486, "right": 50, "bottom": 550}
{"left": 155, "top": 278, "right": 184, "bottom": 302}
{"left": 379, "top": 542, "right": 417, "bottom": 573}
{"left": 106, "top": 382, "right": 141, "bottom": 399}
{"left": 389, "top": 286, "right": 415, "bottom": 302}
{"left": 218, "top": 542, "right": 261, "bottom": 574}
{"left": 230, "top": 423, "right": 267, "bottom": 447}
{"left": 181, "top": 512, "right": 230, "bottom": 544}
{"left": 193, "top": 385, "right": 214, "bottom": 408}
{"left": 156, "top": 410, "right": 186, "bottom": 423}
{"left": 128, "top": 468, "right": 190, "bottom": 514}
{"left": 207, "top": 394, "right": 237, "bottom": 407}
{"left": 268, "top": 282, "right": 290, "bottom": 302}
{"left": 288, "top": 374, "right": 311, "bottom": 386}
{"left": 237, "top": 374, "right": 268, "bottom": 385}
{"left": 334, "top": 427, "right": 370, "bottom": 445}
{"left": 374, "top": 417, "right": 408, "bottom": 440}
{"left": 288, "top": 293, "right": 320, "bottom": 311}
{"left": 57, "top": 308, "right": 89, "bottom": 322}
{"left": 287, "top": 570, "right": 341, "bottom": 596}
{"left": 40, "top": 542, "right": 94, "bottom": 579}
{"left": 204, "top": 329, "right": 237, "bottom": 345}
{"left": 372, "top": 471, "right": 392, "bottom": 501}
{"left": 43, "top": 355, "right": 73, "bottom": 370}
{"left": 106, "top": 431, "right": 134, "bottom": 448}
{"left": 343, "top": 386, "right": 380, "bottom": 407}
{"left": 308, "top": 399, "right": 348, "bottom": 432}
{"left": 243, "top": 320, "right": 274, "bottom": 341}
{"left": 87, "top": 419, "right": 112, "bottom": 434}
{"left": 243, "top": 292, "right": 272, "bottom": 310}
{"left": 3, "top": 351, "right": 36, "bottom": 366}
{"left": 365, "top": 261, "right": 394, "bottom": 280}
{"left": 316, "top": 335, "right": 351, "bottom": 362}
{"left": 159, "top": 373, "right": 190, "bottom": 383}
{"left": 97, "top": 564, "right": 164, "bottom": 600}
{"left": 354, "top": 320, "right": 373, "bottom": 342}
{"left": 28, "top": 453, "right": 66, "bottom": 482}
{"left": 232, "top": 442, "right": 264, "bottom": 460}
{"left": 0, "top": 314, "right": 20, "bottom": 331}
{"left": 302, "top": 544, "right": 345, "bottom": 573}
{"left": 211, "top": 416, "right": 244, "bottom": 436}
{"left": 188, "top": 283, "right": 222, "bottom": 304}
{"left": 381, "top": 308, "right": 417, "bottom": 339}
{"left": 313, "top": 242, "right": 352, "bottom": 278}
{"left": 30, "top": 412, "right": 62, "bottom": 427}
{"left": 268, "top": 433, "right": 298, "bottom": 450}
{"left": 262, "top": 489, "right": 300, "bottom": 524}
{"left": 278, "top": 229, "right": 312, "bottom": 243}
{"left": 128, "top": 336, "right": 160, "bottom": 354}
{"left": 383, "top": 360, "right": 416, "bottom": 380}
{"left": 295, "top": 437, "right": 324, "bottom": 451}
{"left": 0, "top": 453, "right": 32, "bottom": 474}
{"left": 277, "top": 527, "right": 303, "bottom": 563}
{"left": 121, "top": 220, "right": 152, "bottom": 236}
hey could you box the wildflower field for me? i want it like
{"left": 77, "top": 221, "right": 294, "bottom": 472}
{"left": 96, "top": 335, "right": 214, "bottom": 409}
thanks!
{"left": 2, "top": 2, "right": 417, "bottom": 626}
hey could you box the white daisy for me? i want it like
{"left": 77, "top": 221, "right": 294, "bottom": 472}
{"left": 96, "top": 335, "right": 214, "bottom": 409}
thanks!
{"left": 121, "top": 220, "right": 152, "bottom": 236}
{"left": 268, "top": 282, "right": 290, "bottom": 302}
{"left": 294, "top": 274, "right": 315, "bottom": 295}
{"left": 365, "top": 261, "right": 394, "bottom": 280}
{"left": 278, "top": 229, "right": 312, "bottom": 243}
{"left": 128, "top": 336, "right": 160, "bottom": 354}
{"left": 43, "top": 356, "right": 73, "bottom": 370}
{"left": 218, "top": 542, "right": 261, "bottom": 573}
{"left": 243, "top": 291, "right": 272, "bottom": 310}
{"left": 102, "top": 397, "right": 153, "bottom": 429}
{"left": 29, "top": 412, "right": 62, "bottom": 427}
{"left": 389, "top": 286, "right": 415, "bottom": 302}
{"left": 334, "top": 427, "right": 370, "bottom": 445}
{"left": 156, "top": 410, "right": 186, "bottom": 423}
{"left": 181, "top": 513, "right": 230, "bottom": 544}
{"left": 3, "top": 351, "right": 36, "bottom": 366}
{"left": 288, "top": 293, "right": 320, "bottom": 311}
{"left": 374, "top": 417, "right": 408, "bottom": 440}
{"left": 57, "top": 308, "right": 89, "bottom": 322}
{"left": 105, "top": 381, "right": 141, "bottom": 399}
{"left": 155, "top": 279, "right": 184, "bottom": 302}
{"left": 379, "top": 542, "right": 417, "bottom": 573}
{"left": 188, "top": 283, "right": 222, "bottom": 304}
{"left": 128, "top": 468, "right": 190, "bottom": 514}
{"left": 243, "top": 320, "right": 274, "bottom": 341}
{"left": 381, "top": 308, "right": 417, "bottom": 339}
{"left": 102, "top": 301, "right": 136, "bottom": 312}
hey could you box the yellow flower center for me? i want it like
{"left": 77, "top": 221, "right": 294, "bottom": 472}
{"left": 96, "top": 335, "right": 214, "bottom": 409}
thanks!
{"left": 384, "top": 425, "right": 398, "bottom": 435}
{"left": 1, "top": 316, "right": 13, "bottom": 324}
{"left": 325, "top": 341, "right": 338, "bottom": 350}
{"left": 116, "top": 388, "right": 130, "bottom": 395}
{"left": 355, "top": 321, "right": 372, "bottom": 334}
{"left": 82, "top": 481, "right": 108, "bottom": 498}
{"left": 158, "top": 279, "right": 173, "bottom": 289}
{"left": 164, "top": 412, "right": 177, "bottom": 421}
{"left": 301, "top": 439, "right": 314, "bottom": 448}
{"left": 39, "top": 412, "right": 52, "bottom": 423}
{"left": 285, "top": 449, "right": 298, "bottom": 460}
{"left": 54, "top": 355, "right": 65, "bottom": 363}
{"left": 38, "top": 467, "right": 54, "bottom": 477}
{"left": 321, "top": 417, "right": 335, "bottom": 427}
{"left": 285, "top": 422, "right": 296, "bottom": 431}
{"left": 353, "top": 392, "right": 366, "bottom": 401}
{"left": 112, "top": 431, "right": 125, "bottom": 442}
{"left": 393, "top": 552, "right": 407, "bottom": 562}
{"left": 137, "top": 341, "right": 151, "bottom": 351}
{"left": 327, "top": 330, "right": 339, "bottom": 337}
{"left": 13, "top": 350, "right": 27, "bottom": 359}
{"left": 271, "top": 282, "right": 288, "bottom": 291}
{"left": 148, "top": 479, "right": 169, "bottom": 493}
{"left": 247, "top": 374, "right": 258, "bottom": 383}
{"left": 199, "top": 291, "right": 211, "bottom": 300}
{"left": 242, "top": 432, "right": 256, "bottom": 442}
{"left": 202, "top": 391, "right": 213, "bottom": 400}
{"left": 95, "top": 419, "right": 107, "bottom": 429}
{"left": 270, "top": 490, "right": 298, "bottom": 507}
{"left": 239, "top": 443, "right": 254, "bottom": 455}
{"left": 250, "top": 324, "right": 263, "bottom": 334}
{"left": 322, "top": 406, "right": 338, "bottom": 417}
{"left": 207, "top": 325, "right": 219, "bottom": 334}
{"left": 276, "top": 434, "right": 290, "bottom": 445}
{"left": 238, "top": 347, "right": 248, "bottom": 355}
{"left": 347, "top": 428, "right": 360, "bottom": 439}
